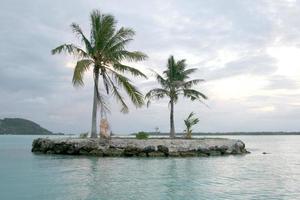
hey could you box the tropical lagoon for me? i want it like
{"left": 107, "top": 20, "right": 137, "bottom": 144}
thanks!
{"left": 1, "top": 135, "right": 300, "bottom": 200}
{"left": 2, "top": 0, "right": 300, "bottom": 200}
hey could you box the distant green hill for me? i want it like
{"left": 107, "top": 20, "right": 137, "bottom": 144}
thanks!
{"left": 0, "top": 118, "right": 53, "bottom": 135}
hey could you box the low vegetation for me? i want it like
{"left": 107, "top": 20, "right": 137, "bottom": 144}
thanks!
{"left": 135, "top": 131, "right": 149, "bottom": 139}
{"left": 79, "top": 132, "right": 88, "bottom": 139}
{"left": 184, "top": 112, "right": 199, "bottom": 139}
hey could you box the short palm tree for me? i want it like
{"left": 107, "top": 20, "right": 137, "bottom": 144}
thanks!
{"left": 184, "top": 112, "right": 199, "bottom": 139}
{"left": 52, "top": 10, "right": 147, "bottom": 138}
{"left": 146, "top": 55, "right": 207, "bottom": 138}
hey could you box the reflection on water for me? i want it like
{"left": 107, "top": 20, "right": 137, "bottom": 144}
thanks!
{"left": 0, "top": 135, "right": 300, "bottom": 200}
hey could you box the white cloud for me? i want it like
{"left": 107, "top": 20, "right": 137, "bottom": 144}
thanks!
{"left": 267, "top": 46, "right": 300, "bottom": 77}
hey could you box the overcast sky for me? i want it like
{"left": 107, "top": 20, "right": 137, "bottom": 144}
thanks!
{"left": 1, "top": 0, "right": 300, "bottom": 134}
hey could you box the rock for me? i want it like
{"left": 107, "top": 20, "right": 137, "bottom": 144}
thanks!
{"left": 234, "top": 140, "right": 245, "bottom": 153}
{"left": 209, "top": 151, "right": 222, "bottom": 156}
{"left": 124, "top": 146, "right": 142, "bottom": 157}
{"left": 46, "top": 150, "right": 55, "bottom": 154}
{"left": 104, "top": 148, "right": 123, "bottom": 157}
{"left": 53, "top": 143, "right": 67, "bottom": 154}
{"left": 209, "top": 146, "right": 217, "bottom": 151}
{"left": 32, "top": 137, "right": 249, "bottom": 157}
{"left": 180, "top": 151, "right": 198, "bottom": 157}
{"left": 197, "top": 153, "right": 209, "bottom": 157}
{"left": 66, "top": 147, "right": 78, "bottom": 155}
{"left": 143, "top": 145, "right": 156, "bottom": 153}
{"left": 218, "top": 145, "right": 228, "bottom": 154}
{"left": 79, "top": 149, "right": 90, "bottom": 155}
{"left": 32, "top": 138, "right": 54, "bottom": 153}
{"left": 89, "top": 149, "right": 103, "bottom": 156}
{"left": 148, "top": 152, "right": 165, "bottom": 157}
{"left": 197, "top": 147, "right": 210, "bottom": 155}
{"left": 138, "top": 152, "right": 147, "bottom": 157}
{"left": 168, "top": 152, "right": 181, "bottom": 157}
{"left": 157, "top": 145, "right": 169, "bottom": 154}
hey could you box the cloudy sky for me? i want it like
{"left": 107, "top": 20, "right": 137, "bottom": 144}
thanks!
{"left": 1, "top": 0, "right": 300, "bottom": 134}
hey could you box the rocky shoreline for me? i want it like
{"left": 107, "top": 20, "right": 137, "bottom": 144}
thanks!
{"left": 32, "top": 137, "right": 249, "bottom": 157}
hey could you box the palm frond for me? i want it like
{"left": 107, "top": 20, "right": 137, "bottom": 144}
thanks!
{"left": 191, "top": 118, "right": 199, "bottom": 126}
{"left": 90, "top": 10, "right": 116, "bottom": 50}
{"left": 164, "top": 55, "right": 176, "bottom": 80}
{"left": 106, "top": 39, "right": 133, "bottom": 55}
{"left": 182, "top": 89, "right": 208, "bottom": 101}
{"left": 176, "top": 59, "right": 187, "bottom": 71}
{"left": 183, "top": 68, "right": 198, "bottom": 77}
{"left": 51, "top": 44, "right": 88, "bottom": 58}
{"left": 103, "top": 27, "right": 135, "bottom": 51}
{"left": 91, "top": 68, "right": 110, "bottom": 114}
{"left": 105, "top": 73, "right": 129, "bottom": 113}
{"left": 113, "top": 63, "right": 147, "bottom": 78}
{"left": 187, "top": 112, "right": 195, "bottom": 119}
{"left": 97, "top": 95, "right": 110, "bottom": 114}
{"left": 112, "top": 72, "right": 144, "bottom": 107}
{"left": 117, "top": 50, "right": 148, "bottom": 62}
{"left": 145, "top": 88, "right": 169, "bottom": 107}
{"left": 182, "top": 79, "right": 205, "bottom": 88}
{"left": 155, "top": 72, "right": 168, "bottom": 88}
{"left": 145, "top": 88, "right": 169, "bottom": 99}
{"left": 184, "top": 112, "right": 199, "bottom": 138}
{"left": 186, "top": 112, "right": 199, "bottom": 126}
{"left": 70, "top": 23, "right": 93, "bottom": 54}
{"left": 72, "top": 59, "right": 93, "bottom": 87}
{"left": 114, "top": 27, "right": 135, "bottom": 39}
{"left": 101, "top": 39, "right": 134, "bottom": 63}
{"left": 101, "top": 70, "right": 112, "bottom": 94}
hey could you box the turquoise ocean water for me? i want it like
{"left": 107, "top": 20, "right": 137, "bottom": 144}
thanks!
{"left": 0, "top": 135, "right": 300, "bottom": 200}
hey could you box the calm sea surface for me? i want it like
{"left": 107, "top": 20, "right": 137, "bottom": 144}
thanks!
{"left": 0, "top": 135, "right": 300, "bottom": 200}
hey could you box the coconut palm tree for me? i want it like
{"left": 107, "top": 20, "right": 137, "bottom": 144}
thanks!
{"left": 146, "top": 55, "right": 207, "bottom": 138}
{"left": 184, "top": 112, "right": 199, "bottom": 139}
{"left": 52, "top": 10, "right": 147, "bottom": 138}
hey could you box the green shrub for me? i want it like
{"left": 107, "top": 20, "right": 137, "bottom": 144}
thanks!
{"left": 135, "top": 131, "right": 149, "bottom": 139}
{"left": 79, "top": 132, "right": 88, "bottom": 139}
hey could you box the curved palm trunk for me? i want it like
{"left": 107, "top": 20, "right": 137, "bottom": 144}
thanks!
{"left": 170, "top": 99, "right": 175, "bottom": 138}
{"left": 90, "top": 75, "right": 99, "bottom": 138}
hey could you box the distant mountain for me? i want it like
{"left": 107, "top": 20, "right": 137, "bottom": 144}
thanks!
{"left": 0, "top": 118, "right": 54, "bottom": 135}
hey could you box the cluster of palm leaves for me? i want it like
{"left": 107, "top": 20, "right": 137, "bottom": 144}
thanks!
{"left": 184, "top": 112, "right": 200, "bottom": 139}
{"left": 146, "top": 56, "right": 207, "bottom": 138}
{"left": 52, "top": 10, "right": 147, "bottom": 138}
{"left": 52, "top": 9, "right": 207, "bottom": 138}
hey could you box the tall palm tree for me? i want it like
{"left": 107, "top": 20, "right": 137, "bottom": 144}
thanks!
{"left": 184, "top": 112, "right": 199, "bottom": 139}
{"left": 146, "top": 55, "right": 207, "bottom": 138}
{"left": 52, "top": 10, "right": 147, "bottom": 138}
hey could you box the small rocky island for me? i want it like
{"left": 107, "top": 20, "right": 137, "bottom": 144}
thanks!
{"left": 32, "top": 137, "right": 248, "bottom": 157}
